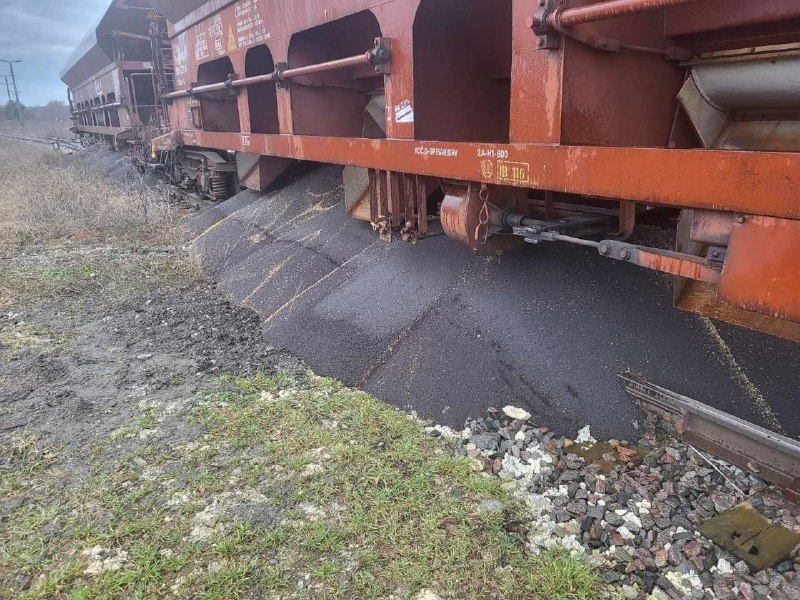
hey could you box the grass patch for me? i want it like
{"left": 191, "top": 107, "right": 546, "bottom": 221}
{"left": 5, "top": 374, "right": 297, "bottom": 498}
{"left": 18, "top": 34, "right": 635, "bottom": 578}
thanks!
{"left": 0, "top": 373, "right": 608, "bottom": 599}
{"left": 0, "top": 246, "right": 204, "bottom": 310}
{"left": 526, "top": 549, "right": 604, "bottom": 600}
{"left": 0, "top": 319, "right": 69, "bottom": 356}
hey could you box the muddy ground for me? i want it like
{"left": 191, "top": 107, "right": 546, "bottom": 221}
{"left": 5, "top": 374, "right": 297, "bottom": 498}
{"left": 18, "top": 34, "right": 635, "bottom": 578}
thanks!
{"left": 1, "top": 265, "right": 302, "bottom": 480}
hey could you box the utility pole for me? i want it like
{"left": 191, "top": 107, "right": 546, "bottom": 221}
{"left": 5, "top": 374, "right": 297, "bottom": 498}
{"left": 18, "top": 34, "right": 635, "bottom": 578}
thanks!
{"left": 2, "top": 76, "right": 10, "bottom": 102}
{"left": 0, "top": 59, "right": 23, "bottom": 127}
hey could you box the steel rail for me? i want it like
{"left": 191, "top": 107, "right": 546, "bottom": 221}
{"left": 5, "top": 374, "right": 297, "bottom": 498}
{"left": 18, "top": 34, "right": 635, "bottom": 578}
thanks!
{"left": 551, "top": 0, "right": 701, "bottom": 27}
{"left": 164, "top": 51, "right": 374, "bottom": 100}
{"left": 620, "top": 373, "right": 800, "bottom": 503}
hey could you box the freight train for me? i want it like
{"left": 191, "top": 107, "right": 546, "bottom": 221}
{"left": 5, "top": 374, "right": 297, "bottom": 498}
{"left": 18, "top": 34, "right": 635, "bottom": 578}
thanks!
{"left": 62, "top": 0, "right": 800, "bottom": 342}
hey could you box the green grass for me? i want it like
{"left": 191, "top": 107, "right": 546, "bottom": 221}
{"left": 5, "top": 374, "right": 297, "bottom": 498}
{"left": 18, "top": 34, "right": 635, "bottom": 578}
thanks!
{"left": 0, "top": 245, "right": 203, "bottom": 310}
{"left": 0, "top": 319, "right": 69, "bottom": 356}
{"left": 526, "top": 549, "right": 605, "bottom": 600}
{"left": 0, "top": 374, "right": 607, "bottom": 600}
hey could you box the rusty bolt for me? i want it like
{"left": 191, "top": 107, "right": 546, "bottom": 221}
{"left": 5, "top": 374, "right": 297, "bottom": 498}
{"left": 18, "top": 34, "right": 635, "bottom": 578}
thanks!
{"left": 736, "top": 215, "right": 746, "bottom": 224}
{"left": 538, "top": 38, "right": 546, "bottom": 48}
{"left": 599, "top": 244, "right": 610, "bottom": 256}
{"left": 620, "top": 249, "right": 631, "bottom": 260}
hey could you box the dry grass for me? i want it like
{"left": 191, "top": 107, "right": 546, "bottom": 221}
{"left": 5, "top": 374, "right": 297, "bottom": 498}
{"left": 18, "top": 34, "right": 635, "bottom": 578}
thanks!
{"left": 0, "top": 139, "right": 181, "bottom": 248}
{"left": 0, "top": 137, "right": 205, "bottom": 307}
{"left": 0, "top": 119, "right": 72, "bottom": 138}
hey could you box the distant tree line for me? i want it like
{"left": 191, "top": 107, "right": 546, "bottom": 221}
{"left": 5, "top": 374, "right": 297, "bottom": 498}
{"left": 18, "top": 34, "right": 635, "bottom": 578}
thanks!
{"left": 2, "top": 100, "right": 70, "bottom": 122}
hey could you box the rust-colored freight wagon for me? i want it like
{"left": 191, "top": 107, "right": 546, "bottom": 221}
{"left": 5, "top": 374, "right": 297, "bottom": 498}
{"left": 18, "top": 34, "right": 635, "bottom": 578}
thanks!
{"left": 61, "top": 0, "right": 172, "bottom": 148}
{"left": 67, "top": 0, "right": 800, "bottom": 342}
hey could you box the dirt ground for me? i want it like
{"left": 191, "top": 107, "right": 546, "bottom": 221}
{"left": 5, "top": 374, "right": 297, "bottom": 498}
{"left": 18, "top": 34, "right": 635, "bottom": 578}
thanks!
{"left": 1, "top": 272, "right": 300, "bottom": 478}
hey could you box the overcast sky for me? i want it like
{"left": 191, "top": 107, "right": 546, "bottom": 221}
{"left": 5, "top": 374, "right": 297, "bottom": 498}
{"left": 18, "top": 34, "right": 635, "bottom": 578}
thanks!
{"left": 0, "top": 0, "right": 109, "bottom": 106}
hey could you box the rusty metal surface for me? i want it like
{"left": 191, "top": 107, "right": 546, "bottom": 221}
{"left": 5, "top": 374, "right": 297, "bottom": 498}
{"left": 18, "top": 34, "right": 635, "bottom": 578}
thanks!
{"left": 441, "top": 183, "right": 523, "bottom": 254}
{"left": 665, "top": 1, "right": 800, "bottom": 39}
{"left": 689, "top": 210, "right": 734, "bottom": 246}
{"left": 514, "top": 233, "right": 722, "bottom": 283}
{"left": 674, "top": 210, "right": 800, "bottom": 343}
{"left": 172, "top": 130, "right": 800, "bottom": 221}
{"left": 165, "top": 50, "right": 374, "bottom": 99}
{"left": 628, "top": 245, "right": 721, "bottom": 283}
{"left": 621, "top": 373, "right": 800, "bottom": 503}
{"left": 675, "top": 280, "right": 800, "bottom": 343}
{"left": 719, "top": 216, "right": 800, "bottom": 323}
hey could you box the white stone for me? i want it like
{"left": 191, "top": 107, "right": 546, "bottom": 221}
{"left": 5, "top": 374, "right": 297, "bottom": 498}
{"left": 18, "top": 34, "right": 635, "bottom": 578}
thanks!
{"left": 502, "top": 405, "right": 532, "bottom": 421}
{"left": 415, "top": 590, "right": 443, "bottom": 600}
{"left": 576, "top": 425, "right": 595, "bottom": 444}
{"left": 189, "top": 525, "right": 215, "bottom": 543}
{"left": 621, "top": 585, "right": 639, "bottom": 600}
{"left": 82, "top": 546, "right": 129, "bottom": 575}
{"left": 665, "top": 570, "right": 702, "bottom": 596}
{"left": 301, "top": 463, "right": 325, "bottom": 477}
{"left": 618, "top": 526, "right": 635, "bottom": 541}
{"left": 625, "top": 513, "right": 643, "bottom": 529}
{"left": 478, "top": 500, "right": 505, "bottom": 515}
{"left": 649, "top": 587, "right": 671, "bottom": 600}
{"left": 207, "top": 561, "right": 223, "bottom": 574}
{"left": 716, "top": 558, "right": 733, "bottom": 576}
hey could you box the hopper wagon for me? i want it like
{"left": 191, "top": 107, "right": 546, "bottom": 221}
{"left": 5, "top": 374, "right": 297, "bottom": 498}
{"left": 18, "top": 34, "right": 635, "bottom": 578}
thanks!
{"left": 63, "top": 0, "right": 800, "bottom": 342}
{"left": 60, "top": 0, "right": 173, "bottom": 149}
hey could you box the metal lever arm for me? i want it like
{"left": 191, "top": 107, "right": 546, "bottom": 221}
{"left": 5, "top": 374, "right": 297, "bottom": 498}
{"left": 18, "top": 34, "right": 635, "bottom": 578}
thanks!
{"left": 514, "top": 228, "right": 722, "bottom": 284}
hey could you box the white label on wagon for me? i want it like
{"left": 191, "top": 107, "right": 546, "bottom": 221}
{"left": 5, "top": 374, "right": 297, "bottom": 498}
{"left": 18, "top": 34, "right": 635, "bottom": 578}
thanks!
{"left": 395, "top": 100, "right": 414, "bottom": 124}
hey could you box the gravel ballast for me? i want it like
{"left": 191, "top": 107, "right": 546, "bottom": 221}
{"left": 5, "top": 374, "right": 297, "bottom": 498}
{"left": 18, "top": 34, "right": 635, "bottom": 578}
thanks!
{"left": 427, "top": 406, "right": 800, "bottom": 600}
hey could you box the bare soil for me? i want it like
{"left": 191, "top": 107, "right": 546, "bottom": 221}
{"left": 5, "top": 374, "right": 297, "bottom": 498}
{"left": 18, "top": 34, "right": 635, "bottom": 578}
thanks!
{"left": 1, "top": 280, "right": 301, "bottom": 484}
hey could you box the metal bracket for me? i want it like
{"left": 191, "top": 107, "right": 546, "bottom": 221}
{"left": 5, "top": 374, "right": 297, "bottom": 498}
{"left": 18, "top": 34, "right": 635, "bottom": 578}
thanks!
{"left": 707, "top": 245, "right": 727, "bottom": 263}
{"left": 370, "top": 38, "right": 392, "bottom": 75}
{"left": 597, "top": 240, "right": 723, "bottom": 283}
{"left": 528, "top": 0, "right": 561, "bottom": 50}
{"left": 273, "top": 63, "right": 288, "bottom": 88}
{"left": 225, "top": 73, "right": 239, "bottom": 96}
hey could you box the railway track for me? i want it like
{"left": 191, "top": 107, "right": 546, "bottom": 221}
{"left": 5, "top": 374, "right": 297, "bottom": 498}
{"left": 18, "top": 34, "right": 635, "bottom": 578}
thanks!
{"left": 621, "top": 373, "right": 800, "bottom": 503}
{"left": 0, "top": 131, "right": 83, "bottom": 152}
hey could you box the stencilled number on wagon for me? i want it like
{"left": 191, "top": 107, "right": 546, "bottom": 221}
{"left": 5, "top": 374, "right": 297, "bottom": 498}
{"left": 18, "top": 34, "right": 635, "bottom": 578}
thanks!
{"left": 497, "top": 160, "right": 530, "bottom": 184}
{"left": 477, "top": 148, "right": 509, "bottom": 160}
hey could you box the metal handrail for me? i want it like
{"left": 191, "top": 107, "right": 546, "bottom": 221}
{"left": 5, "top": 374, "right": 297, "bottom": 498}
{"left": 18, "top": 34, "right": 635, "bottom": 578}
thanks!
{"left": 164, "top": 43, "right": 389, "bottom": 100}
{"left": 552, "top": 0, "right": 700, "bottom": 27}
